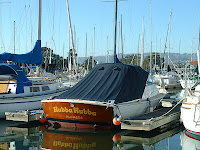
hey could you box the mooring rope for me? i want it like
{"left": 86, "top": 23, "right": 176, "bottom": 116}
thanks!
{"left": 149, "top": 97, "right": 185, "bottom": 121}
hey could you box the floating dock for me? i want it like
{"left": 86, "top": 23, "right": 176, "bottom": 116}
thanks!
{"left": 5, "top": 103, "right": 181, "bottom": 132}
{"left": 116, "top": 123, "right": 184, "bottom": 149}
{"left": 121, "top": 104, "right": 181, "bottom": 131}
{"left": 5, "top": 110, "right": 44, "bottom": 122}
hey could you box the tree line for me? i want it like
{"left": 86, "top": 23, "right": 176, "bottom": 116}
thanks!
{"left": 42, "top": 47, "right": 183, "bottom": 72}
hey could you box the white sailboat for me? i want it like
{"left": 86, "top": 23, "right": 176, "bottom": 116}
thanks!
{"left": 0, "top": 0, "right": 69, "bottom": 118}
{"left": 150, "top": 12, "right": 181, "bottom": 89}
{"left": 181, "top": 37, "right": 200, "bottom": 134}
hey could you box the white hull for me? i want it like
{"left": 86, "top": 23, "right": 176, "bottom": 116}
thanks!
{"left": 181, "top": 85, "right": 200, "bottom": 134}
{"left": 0, "top": 89, "right": 67, "bottom": 118}
{"left": 181, "top": 98, "right": 200, "bottom": 134}
{"left": 115, "top": 91, "right": 165, "bottom": 119}
{"left": 150, "top": 73, "right": 180, "bottom": 88}
{"left": 181, "top": 131, "right": 200, "bottom": 150}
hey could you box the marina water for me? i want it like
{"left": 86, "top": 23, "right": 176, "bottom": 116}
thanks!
{"left": 0, "top": 89, "right": 193, "bottom": 150}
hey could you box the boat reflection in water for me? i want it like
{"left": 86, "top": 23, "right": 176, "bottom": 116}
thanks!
{"left": 113, "top": 124, "right": 184, "bottom": 150}
{"left": 0, "top": 120, "right": 43, "bottom": 150}
{"left": 181, "top": 130, "right": 200, "bottom": 150}
{"left": 0, "top": 120, "right": 184, "bottom": 150}
{"left": 42, "top": 127, "right": 113, "bottom": 150}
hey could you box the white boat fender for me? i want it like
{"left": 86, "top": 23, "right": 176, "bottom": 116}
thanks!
{"left": 117, "top": 116, "right": 123, "bottom": 122}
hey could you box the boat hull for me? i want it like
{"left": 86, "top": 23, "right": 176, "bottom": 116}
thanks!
{"left": 181, "top": 131, "right": 200, "bottom": 150}
{"left": 0, "top": 90, "right": 67, "bottom": 118}
{"left": 114, "top": 92, "right": 165, "bottom": 119}
{"left": 42, "top": 100, "right": 116, "bottom": 129}
{"left": 41, "top": 84, "right": 166, "bottom": 129}
{"left": 181, "top": 100, "right": 200, "bottom": 134}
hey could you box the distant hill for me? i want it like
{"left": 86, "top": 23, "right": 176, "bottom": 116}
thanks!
{"left": 78, "top": 53, "right": 195, "bottom": 65}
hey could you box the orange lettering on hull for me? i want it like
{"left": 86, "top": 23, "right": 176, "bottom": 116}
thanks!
{"left": 53, "top": 107, "right": 97, "bottom": 116}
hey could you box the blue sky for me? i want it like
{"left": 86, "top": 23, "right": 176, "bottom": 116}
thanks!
{"left": 0, "top": 0, "right": 200, "bottom": 59}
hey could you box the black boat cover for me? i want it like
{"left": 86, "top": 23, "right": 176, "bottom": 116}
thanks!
{"left": 56, "top": 63, "right": 149, "bottom": 104}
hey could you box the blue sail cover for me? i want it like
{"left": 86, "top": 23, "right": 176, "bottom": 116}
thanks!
{"left": 0, "top": 63, "right": 32, "bottom": 94}
{"left": 0, "top": 40, "right": 42, "bottom": 65}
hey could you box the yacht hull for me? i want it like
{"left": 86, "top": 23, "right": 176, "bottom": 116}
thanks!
{"left": 181, "top": 100, "right": 200, "bottom": 134}
{"left": 42, "top": 100, "right": 115, "bottom": 129}
{"left": 181, "top": 131, "right": 200, "bottom": 150}
{"left": 0, "top": 89, "right": 67, "bottom": 118}
{"left": 42, "top": 90, "right": 166, "bottom": 129}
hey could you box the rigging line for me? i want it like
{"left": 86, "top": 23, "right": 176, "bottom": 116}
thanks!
{"left": 0, "top": 2, "right": 11, "bottom": 52}
{"left": 128, "top": 0, "right": 133, "bottom": 53}
{"left": 163, "top": 20, "right": 170, "bottom": 55}
{"left": 47, "top": 0, "right": 56, "bottom": 49}
{"left": 25, "top": 4, "right": 27, "bottom": 51}
{"left": 44, "top": 0, "right": 53, "bottom": 44}
{"left": 15, "top": 5, "right": 28, "bottom": 52}
{"left": 7, "top": 4, "right": 27, "bottom": 52}
{"left": 8, "top": 2, "right": 12, "bottom": 51}
{"left": 28, "top": 4, "right": 33, "bottom": 48}
{"left": 198, "top": 26, "right": 200, "bottom": 50}
{"left": 51, "top": 38, "right": 57, "bottom": 55}
{"left": 192, "top": 4, "right": 200, "bottom": 42}
{"left": 52, "top": 0, "right": 55, "bottom": 38}
{"left": 58, "top": 0, "right": 62, "bottom": 57}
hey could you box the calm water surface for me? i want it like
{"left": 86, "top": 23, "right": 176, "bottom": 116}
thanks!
{"left": 0, "top": 89, "right": 198, "bottom": 150}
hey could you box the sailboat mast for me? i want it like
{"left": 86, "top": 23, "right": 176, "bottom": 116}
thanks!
{"left": 121, "top": 14, "right": 124, "bottom": 59}
{"left": 85, "top": 33, "right": 87, "bottom": 73}
{"left": 36, "top": 0, "right": 42, "bottom": 76}
{"left": 179, "top": 39, "right": 181, "bottom": 65}
{"left": 113, "top": 0, "right": 118, "bottom": 63}
{"left": 137, "top": 34, "right": 140, "bottom": 66}
{"left": 118, "top": 21, "right": 120, "bottom": 56}
{"left": 38, "top": 0, "right": 41, "bottom": 41}
{"left": 155, "top": 35, "right": 157, "bottom": 69}
{"left": 66, "top": 0, "right": 76, "bottom": 71}
{"left": 63, "top": 43, "right": 65, "bottom": 70}
{"left": 168, "top": 12, "right": 172, "bottom": 66}
{"left": 160, "top": 38, "right": 162, "bottom": 71}
{"left": 191, "top": 40, "right": 193, "bottom": 62}
{"left": 92, "top": 27, "right": 95, "bottom": 68}
{"left": 150, "top": 2, "right": 152, "bottom": 73}
{"left": 14, "top": 21, "right": 15, "bottom": 54}
{"left": 197, "top": 29, "right": 200, "bottom": 74}
{"left": 140, "top": 17, "right": 144, "bottom": 67}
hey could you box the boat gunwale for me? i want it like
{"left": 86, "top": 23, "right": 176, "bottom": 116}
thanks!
{"left": 41, "top": 99, "right": 114, "bottom": 107}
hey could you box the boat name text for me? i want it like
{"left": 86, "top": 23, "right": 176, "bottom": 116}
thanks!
{"left": 53, "top": 140, "right": 96, "bottom": 149}
{"left": 53, "top": 107, "right": 97, "bottom": 116}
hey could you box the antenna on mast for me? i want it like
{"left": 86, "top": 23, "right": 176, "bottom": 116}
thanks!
{"left": 102, "top": 0, "right": 127, "bottom": 63}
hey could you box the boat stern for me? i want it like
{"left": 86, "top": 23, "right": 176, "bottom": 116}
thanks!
{"left": 41, "top": 99, "right": 119, "bottom": 129}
